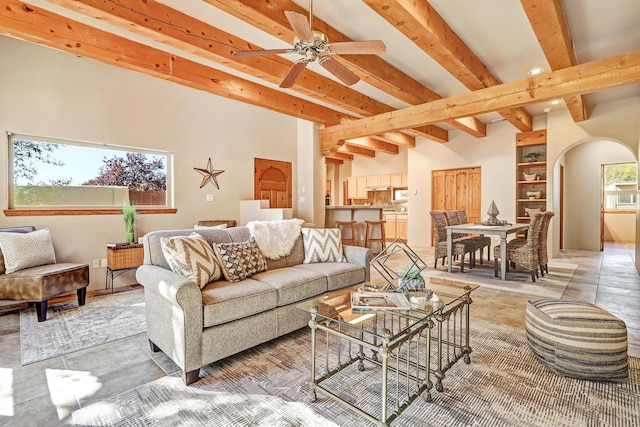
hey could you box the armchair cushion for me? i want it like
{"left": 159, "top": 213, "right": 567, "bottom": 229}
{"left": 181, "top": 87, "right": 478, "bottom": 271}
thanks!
{"left": 0, "top": 229, "right": 56, "bottom": 274}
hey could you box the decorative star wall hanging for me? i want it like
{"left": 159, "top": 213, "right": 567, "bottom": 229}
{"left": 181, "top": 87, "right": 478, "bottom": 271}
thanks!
{"left": 194, "top": 157, "right": 225, "bottom": 189}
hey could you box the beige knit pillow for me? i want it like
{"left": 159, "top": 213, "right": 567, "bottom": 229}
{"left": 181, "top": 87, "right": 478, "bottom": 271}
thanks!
{"left": 0, "top": 229, "right": 56, "bottom": 274}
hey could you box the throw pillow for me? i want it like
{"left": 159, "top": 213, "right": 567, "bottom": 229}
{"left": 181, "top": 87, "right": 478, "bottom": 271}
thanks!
{"left": 194, "top": 224, "right": 227, "bottom": 230}
{"left": 301, "top": 228, "right": 344, "bottom": 264}
{"left": 212, "top": 237, "right": 267, "bottom": 282}
{"left": 161, "top": 233, "right": 222, "bottom": 288}
{"left": 0, "top": 229, "right": 56, "bottom": 274}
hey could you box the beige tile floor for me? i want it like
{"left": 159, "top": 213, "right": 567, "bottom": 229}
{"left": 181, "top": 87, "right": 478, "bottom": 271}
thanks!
{"left": 0, "top": 242, "right": 637, "bottom": 425}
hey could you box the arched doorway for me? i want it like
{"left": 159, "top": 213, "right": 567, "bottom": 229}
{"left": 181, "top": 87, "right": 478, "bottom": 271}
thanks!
{"left": 552, "top": 138, "right": 637, "bottom": 252}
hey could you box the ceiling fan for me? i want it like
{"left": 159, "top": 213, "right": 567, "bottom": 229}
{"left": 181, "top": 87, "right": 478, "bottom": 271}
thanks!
{"left": 232, "top": 1, "right": 386, "bottom": 88}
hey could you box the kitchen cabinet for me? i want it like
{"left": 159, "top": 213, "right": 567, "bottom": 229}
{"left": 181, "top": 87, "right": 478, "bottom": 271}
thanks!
{"left": 379, "top": 174, "right": 391, "bottom": 187}
{"left": 383, "top": 214, "right": 407, "bottom": 241}
{"left": 347, "top": 177, "right": 357, "bottom": 199}
{"left": 356, "top": 176, "right": 368, "bottom": 198}
{"left": 401, "top": 172, "right": 408, "bottom": 187}
{"left": 391, "top": 173, "right": 403, "bottom": 187}
{"left": 366, "top": 175, "right": 380, "bottom": 188}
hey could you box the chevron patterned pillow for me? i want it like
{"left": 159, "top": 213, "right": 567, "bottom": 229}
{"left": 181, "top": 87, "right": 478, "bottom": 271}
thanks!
{"left": 212, "top": 237, "right": 267, "bottom": 283}
{"left": 161, "top": 233, "right": 221, "bottom": 289}
{"left": 301, "top": 228, "right": 344, "bottom": 264}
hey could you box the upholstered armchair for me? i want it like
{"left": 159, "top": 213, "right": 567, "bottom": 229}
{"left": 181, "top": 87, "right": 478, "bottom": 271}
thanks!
{"left": 0, "top": 226, "right": 89, "bottom": 321}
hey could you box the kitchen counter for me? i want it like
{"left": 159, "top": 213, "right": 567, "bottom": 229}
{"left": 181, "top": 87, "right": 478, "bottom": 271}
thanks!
{"left": 326, "top": 205, "right": 388, "bottom": 210}
{"left": 325, "top": 206, "right": 385, "bottom": 245}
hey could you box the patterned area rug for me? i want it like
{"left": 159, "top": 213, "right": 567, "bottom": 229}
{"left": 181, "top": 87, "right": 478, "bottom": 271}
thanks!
{"left": 20, "top": 289, "right": 146, "bottom": 365}
{"left": 424, "top": 259, "right": 577, "bottom": 298}
{"left": 72, "top": 318, "right": 639, "bottom": 426}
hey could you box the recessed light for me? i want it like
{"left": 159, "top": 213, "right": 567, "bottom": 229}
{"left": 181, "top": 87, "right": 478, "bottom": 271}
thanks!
{"left": 543, "top": 108, "right": 552, "bottom": 113}
{"left": 528, "top": 67, "right": 545, "bottom": 76}
{"left": 550, "top": 99, "right": 561, "bottom": 105}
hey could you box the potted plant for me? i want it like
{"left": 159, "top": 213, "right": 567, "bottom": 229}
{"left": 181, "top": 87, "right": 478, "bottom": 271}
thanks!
{"left": 123, "top": 203, "right": 136, "bottom": 244}
{"left": 523, "top": 152, "right": 542, "bottom": 162}
{"left": 399, "top": 266, "right": 425, "bottom": 290}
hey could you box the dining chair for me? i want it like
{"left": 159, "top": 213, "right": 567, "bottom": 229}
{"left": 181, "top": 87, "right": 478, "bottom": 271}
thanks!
{"left": 537, "top": 211, "right": 555, "bottom": 276}
{"left": 455, "top": 209, "right": 491, "bottom": 263}
{"left": 493, "top": 212, "right": 544, "bottom": 282}
{"left": 430, "top": 211, "right": 476, "bottom": 272}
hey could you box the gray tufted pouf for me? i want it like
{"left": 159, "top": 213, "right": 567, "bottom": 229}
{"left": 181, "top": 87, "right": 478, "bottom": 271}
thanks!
{"left": 525, "top": 298, "right": 628, "bottom": 381}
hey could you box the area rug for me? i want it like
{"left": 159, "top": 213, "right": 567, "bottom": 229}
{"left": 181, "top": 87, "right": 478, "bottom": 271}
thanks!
{"left": 424, "top": 259, "right": 577, "bottom": 298}
{"left": 20, "top": 288, "right": 146, "bottom": 365}
{"left": 72, "top": 318, "right": 639, "bottom": 426}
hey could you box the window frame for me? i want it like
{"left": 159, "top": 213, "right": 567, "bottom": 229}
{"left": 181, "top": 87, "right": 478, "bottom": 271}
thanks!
{"left": 6, "top": 132, "right": 175, "bottom": 216}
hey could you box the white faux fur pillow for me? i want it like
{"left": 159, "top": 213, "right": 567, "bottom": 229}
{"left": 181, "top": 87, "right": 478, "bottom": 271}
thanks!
{"left": 0, "top": 229, "right": 56, "bottom": 274}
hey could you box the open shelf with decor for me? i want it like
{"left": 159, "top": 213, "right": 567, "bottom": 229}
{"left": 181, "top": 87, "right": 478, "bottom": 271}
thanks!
{"left": 515, "top": 130, "right": 547, "bottom": 223}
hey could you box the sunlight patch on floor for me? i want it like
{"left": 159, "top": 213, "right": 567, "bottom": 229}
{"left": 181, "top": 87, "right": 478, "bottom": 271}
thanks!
{"left": 45, "top": 369, "right": 102, "bottom": 421}
{"left": 0, "top": 368, "right": 14, "bottom": 416}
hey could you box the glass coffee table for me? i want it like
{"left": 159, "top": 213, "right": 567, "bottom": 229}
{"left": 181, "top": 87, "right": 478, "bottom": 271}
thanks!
{"left": 296, "top": 278, "right": 478, "bottom": 426}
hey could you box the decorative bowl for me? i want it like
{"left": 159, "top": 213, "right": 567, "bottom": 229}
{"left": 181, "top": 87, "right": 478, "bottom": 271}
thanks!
{"left": 527, "top": 191, "right": 542, "bottom": 199}
{"left": 523, "top": 172, "right": 537, "bottom": 181}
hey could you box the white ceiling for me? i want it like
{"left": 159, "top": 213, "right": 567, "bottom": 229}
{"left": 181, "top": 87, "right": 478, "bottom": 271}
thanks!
{"left": 17, "top": 0, "right": 640, "bottom": 130}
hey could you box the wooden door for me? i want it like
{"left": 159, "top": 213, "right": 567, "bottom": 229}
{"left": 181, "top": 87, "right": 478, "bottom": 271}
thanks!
{"left": 455, "top": 169, "right": 469, "bottom": 212}
{"left": 432, "top": 171, "right": 445, "bottom": 210}
{"left": 444, "top": 170, "right": 457, "bottom": 210}
{"left": 466, "top": 167, "right": 482, "bottom": 223}
{"left": 254, "top": 158, "right": 292, "bottom": 208}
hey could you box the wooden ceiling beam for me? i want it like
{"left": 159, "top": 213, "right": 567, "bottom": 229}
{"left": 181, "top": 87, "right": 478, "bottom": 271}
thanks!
{"left": 325, "top": 158, "right": 344, "bottom": 165}
{"left": 345, "top": 137, "right": 399, "bottom": 155}
{"left": 327, "top": 152, "right": 354, "bottom": 161}
{"left": 205, "top": 0, "right": 484, "bottom": 140}
{"left": 45, "top": 0, "right": 403, "bottom": 120}
{"left": 520, "top": 0, "right": 588, "bottom": 121}
{"left": 321, "top": 50, "right": 640, "bottom": 152}
{"left": 363, "top": 0, "right": 533, "bottom": 132}
{"left": 0, "top": 0, "right": 351, "bottom": 126}
{"left": 370, "top": 133, "right": 416, "bottom": 148}
{"left": 340, "top": 144, "right": 376, "bottom": 158}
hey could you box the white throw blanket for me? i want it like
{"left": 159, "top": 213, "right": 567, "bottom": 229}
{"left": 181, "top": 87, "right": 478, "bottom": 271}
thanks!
{"left": 247, "top": 218, "right": 304, "bottom": 260}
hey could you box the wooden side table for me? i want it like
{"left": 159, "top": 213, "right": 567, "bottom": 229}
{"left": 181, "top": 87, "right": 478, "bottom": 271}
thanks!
{"left": 106, "top": 243, "right": 144, "bottom": 292}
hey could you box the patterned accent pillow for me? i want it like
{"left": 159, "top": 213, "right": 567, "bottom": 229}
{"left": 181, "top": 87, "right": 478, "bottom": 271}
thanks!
{"left": 212, "top": 237, "right": 267, "bottom": 282}
{"left": 301, "top": 228, "right": 344, "bottom": 264}
{"left": 0, "top": 229, "right": 56, "bottom": 274}
{"left": 161, "top": 233, "right": 222, "bottom": 289}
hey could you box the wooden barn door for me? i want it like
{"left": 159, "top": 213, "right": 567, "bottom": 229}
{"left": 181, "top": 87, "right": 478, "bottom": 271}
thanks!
{"left": 254, "top": 158, "right": 292, "bottom": 208}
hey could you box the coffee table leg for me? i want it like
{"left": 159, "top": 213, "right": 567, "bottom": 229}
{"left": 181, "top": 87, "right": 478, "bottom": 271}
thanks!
{"left": 309, "top": 309, "right": 318, "bottom": 401}
{"left": 434, "top": 313, "right": 445, "bottom": 392}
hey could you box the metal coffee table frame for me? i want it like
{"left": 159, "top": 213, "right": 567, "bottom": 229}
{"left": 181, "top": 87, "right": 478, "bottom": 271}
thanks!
{"left": 297, "top": 281, "right": 477, "bottom": 426}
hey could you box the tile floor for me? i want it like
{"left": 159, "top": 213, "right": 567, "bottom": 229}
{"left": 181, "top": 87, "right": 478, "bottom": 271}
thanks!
{"left": 0, "top": 243, "right": 638, "bottom": 426}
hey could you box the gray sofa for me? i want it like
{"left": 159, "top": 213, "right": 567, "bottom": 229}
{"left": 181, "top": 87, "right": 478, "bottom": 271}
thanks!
{"left": 136, "top": 226, "right": 372, "bottom": 385}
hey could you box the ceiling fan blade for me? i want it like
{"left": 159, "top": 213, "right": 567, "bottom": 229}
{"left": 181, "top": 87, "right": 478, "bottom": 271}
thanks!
{"left": 233, "top": 48, "right": 292, "bottom": 57}
{"left": 284, "top": 11, "right": 314, "bottom": 42}
{"left": 320, "top": 58, "right": 360, "bottom": 86}
{"left": 280, "top": 62, "right": 307, "bottom": 88}
{"left": 329, "top": 40, "right": 386, "bottom": 55}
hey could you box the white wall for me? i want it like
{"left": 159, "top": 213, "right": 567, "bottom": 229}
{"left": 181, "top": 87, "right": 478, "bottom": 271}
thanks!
{"left": 0, "top": 36, "right": 298, "bottom": 290}
{"left": 351, "top": 147, "right": 409, "bottom": 176}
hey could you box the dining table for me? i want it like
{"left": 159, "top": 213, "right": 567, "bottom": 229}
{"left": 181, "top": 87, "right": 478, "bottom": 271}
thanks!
{"left": 446, "top": 223, "right": 530, "bottom": 280}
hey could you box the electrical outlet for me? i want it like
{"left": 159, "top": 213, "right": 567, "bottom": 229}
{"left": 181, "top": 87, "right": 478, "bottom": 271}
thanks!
{"left": 206, "top": 194, "right": 214, "bottom": 202}
{"left": 92, "top": 259, "right": 100, "bottom": 269}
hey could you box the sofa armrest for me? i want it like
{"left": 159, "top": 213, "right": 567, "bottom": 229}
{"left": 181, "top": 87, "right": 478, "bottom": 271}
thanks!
{"left": 343, "top": 245, "right": 373, "bottom": 282}
{"left": 136, "top": 265, "right": 203, "bottom": 373}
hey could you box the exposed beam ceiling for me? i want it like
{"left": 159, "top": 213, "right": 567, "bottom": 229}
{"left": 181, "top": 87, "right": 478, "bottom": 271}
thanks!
{"left": 0, "top": 0, "right": 637, "bottom": 160}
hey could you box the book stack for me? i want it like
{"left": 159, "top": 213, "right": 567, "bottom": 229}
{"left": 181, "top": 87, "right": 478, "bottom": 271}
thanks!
{"left": 351, "top": 291, "right": 411, "bottom": 311}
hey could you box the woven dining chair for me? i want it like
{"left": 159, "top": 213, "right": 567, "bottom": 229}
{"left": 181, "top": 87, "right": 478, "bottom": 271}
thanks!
{"left": 455, "top": 209, "right": 491, "bottom": 263}
{"left": 494, "top": 212, "right": 545, "bottom": 282}
{"left": 431, "top": 211, "right": 476, "bottom": 272}
{"left": 537, "top": 211, "right": 555, "bottom": 276}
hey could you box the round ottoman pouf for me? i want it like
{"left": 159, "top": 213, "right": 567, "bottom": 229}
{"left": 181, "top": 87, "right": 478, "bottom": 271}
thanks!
{"left": 525, "top": 298, "right": 628, "bottom": 381}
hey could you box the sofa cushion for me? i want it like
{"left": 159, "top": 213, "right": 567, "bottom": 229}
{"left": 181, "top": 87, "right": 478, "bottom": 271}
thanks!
{"left": 201, "top": 278, "right": 278, "bottom": 327}
{"left": 0, "top": 263, "right": 89, "bottom": 301}
{"left": 0, "top": 229, "right": 56, "bottom": 274}
{"left": 252, "top": 267, "right": 327, "bottom": 306}
{"left": 213, "top": 237, "right": 268, "bottom": 282}
{"left": 294, "top": 262, "right": 365, "bottom": 291}
{"left": 160, "top": 233, "right": 221, "bottom": 289}
{"left": 301, "top": 228, "right": 344, "bottom": 263}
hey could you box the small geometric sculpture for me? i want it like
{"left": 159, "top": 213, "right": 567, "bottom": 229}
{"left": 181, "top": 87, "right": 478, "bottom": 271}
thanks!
{"left": 486, "top": 200, "right": 500, "bottom": 224}
{"left": 370, "top": 238, "right": 427, "bottom": 292}
{"left": 194, "top": 157, "right": 225, "bottom": 189}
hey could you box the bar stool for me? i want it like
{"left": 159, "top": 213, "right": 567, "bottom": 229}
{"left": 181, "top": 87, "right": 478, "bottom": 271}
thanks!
{"left": 335, "top": 220, "right": 357, "bottom": 246}
{"left": 365, "top": 220, "right": 386, "bottom": 253}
